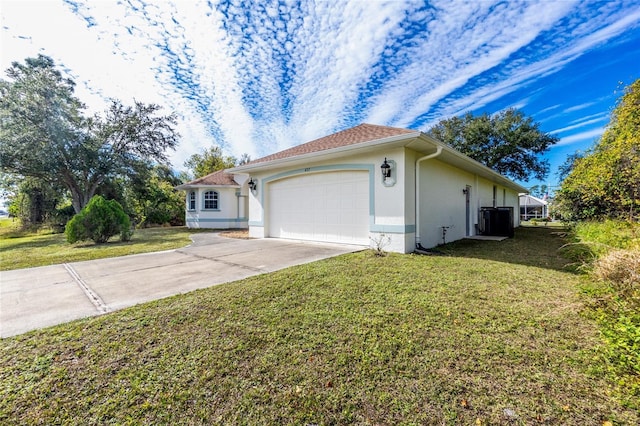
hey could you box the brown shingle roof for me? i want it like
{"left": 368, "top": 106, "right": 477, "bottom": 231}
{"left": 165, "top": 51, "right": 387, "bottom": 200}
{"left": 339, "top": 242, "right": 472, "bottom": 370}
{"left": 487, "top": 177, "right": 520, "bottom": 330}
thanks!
{"left": 181, "top": 169, "right": 239, "bottom": 187}
{"left": 244, "top": 123, "right": 417, "bottom": 166}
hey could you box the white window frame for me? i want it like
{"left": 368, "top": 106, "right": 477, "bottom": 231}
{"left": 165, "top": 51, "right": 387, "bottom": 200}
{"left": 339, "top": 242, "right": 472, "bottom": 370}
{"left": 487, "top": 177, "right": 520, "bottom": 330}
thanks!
{"left": 188, "top": 191, "right": 196, "bottom": 211}
{"left": 203, "top": 190, "right": 219, "bottom": 210}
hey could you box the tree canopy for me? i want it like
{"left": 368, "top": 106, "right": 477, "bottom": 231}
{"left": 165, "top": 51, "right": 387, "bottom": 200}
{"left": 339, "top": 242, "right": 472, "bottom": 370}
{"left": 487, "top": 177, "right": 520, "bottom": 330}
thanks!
{"left": 428, "top": 108, "right": 558, "bottom": 182}
{"left": 556, "top": 79, "right": 640, "bottom": 221}
{"left": 122, "top": 164, "right": 185, "bottom": 227}
{"left": 528, "top": 184, "right": 549, "bottom": 199}
{"left": 0, "top": 55, "right": 179, "bottom": 213}
{"left": 184, "top": 146, "right": 238, "bottom": 179}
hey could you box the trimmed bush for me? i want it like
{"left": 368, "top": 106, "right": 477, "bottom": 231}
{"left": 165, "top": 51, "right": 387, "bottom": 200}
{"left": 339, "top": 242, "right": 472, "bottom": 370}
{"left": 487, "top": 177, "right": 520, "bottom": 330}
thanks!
{"left": 66, "top": 196, "right": 132, "bottom": 244}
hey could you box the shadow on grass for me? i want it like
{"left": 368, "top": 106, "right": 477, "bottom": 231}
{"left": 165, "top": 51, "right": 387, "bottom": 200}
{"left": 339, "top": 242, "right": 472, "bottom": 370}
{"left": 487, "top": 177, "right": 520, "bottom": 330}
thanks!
{"left": 0, "top": 232, "right": 67, "bottom": 250}
{"left": 436, "top": 227, "right": 592, "bottom": 272}
{"left": 0, "top": 226, "right": 192, "bottom": 251}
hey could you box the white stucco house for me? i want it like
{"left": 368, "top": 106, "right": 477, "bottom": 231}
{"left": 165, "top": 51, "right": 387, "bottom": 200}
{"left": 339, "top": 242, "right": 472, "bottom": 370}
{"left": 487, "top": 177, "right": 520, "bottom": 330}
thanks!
{"left": 175, "top": 169, "right": 248, "bottom": 229}
{"left": 178, "top": 123, "right": 527, "bottom": 253}
{"left": 519, "top": 193, "right": 549, "bottom": 221}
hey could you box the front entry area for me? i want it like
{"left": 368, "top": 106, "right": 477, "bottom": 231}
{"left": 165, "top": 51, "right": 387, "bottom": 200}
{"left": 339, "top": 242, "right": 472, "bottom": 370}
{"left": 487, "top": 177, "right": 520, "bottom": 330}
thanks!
{"left": 267, "top": 170, "right": 370, "bottom": 245}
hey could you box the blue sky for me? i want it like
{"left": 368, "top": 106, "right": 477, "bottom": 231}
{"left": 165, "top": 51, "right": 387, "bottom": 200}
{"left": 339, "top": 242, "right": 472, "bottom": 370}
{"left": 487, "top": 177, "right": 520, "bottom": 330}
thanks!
{"left": 2, "top": 0, "right": 640, "bottom": 192}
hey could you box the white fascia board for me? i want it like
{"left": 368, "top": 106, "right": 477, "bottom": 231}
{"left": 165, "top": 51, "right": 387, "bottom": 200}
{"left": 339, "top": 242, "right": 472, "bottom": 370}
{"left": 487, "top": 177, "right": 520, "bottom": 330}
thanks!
{"left": 175, "top": 184, "right": 241, "bottom": 191}
{"left": 227, "top": 132, "right": 422, "bottom": 173}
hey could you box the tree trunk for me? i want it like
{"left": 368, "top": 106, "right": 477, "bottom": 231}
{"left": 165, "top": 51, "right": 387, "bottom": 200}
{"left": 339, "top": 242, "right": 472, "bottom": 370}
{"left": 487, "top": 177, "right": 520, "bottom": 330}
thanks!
{"left": 30, "top": 189, "right": 45, "bottom": 224}
{"left": 63, "top": 171, "right": 102, "bottom": 214}
{"left": 69, "top": 187, "right": 99, "bottom": 214}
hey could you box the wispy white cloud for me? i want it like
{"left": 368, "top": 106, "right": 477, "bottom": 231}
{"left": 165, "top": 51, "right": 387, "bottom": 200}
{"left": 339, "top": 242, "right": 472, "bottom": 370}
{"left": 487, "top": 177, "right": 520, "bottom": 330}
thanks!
{"left": 537, "top": 104, "right": 562, "bottom": 115}
{"left": 407, "top": 2, "right": 640, "bottom": 128}
{"left": 1, "top": 0, "right": 639, "bottom": 171}
{"left": 568, "top": 111, "right": 610, "bottom": 125}
{"left": 430, "top": 5, "right": 640, "bottom": 124}
{"left": 556, "top": 128, "right": 604, "bottom": 146}
{"left": 550, "top": 116, "right": 609, "bottom": 134}
{"left": 563, "top": 102, "right": 597, "bottom": 113}
{"left": 367, "top": 0, "right": 579, "bottom": 127}
{"left": 542, "top": 97, "right": 614, "bottom": 124}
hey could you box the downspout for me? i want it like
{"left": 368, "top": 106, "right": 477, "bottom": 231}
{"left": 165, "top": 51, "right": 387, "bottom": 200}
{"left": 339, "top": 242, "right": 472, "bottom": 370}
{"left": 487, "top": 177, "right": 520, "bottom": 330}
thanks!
{"left": 415, "top": 146, "right": 443, "bottom": 251}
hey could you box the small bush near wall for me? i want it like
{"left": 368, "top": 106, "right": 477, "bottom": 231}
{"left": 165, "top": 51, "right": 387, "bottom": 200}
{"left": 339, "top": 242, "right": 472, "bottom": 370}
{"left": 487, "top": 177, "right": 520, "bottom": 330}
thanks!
{"left": 66, "top": 196, "right": 132, "bottom": 244}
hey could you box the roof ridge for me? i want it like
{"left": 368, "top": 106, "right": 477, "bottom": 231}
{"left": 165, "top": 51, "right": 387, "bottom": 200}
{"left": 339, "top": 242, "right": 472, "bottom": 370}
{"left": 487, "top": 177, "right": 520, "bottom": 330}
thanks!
{"left": 358, "top": 122, "right": 418, "bottom": 132}
{"left": 242, "top": 122, "right": 418, "bottom": 166}
{"left": 181, "top": 169, "right": 239, "bottom": 187}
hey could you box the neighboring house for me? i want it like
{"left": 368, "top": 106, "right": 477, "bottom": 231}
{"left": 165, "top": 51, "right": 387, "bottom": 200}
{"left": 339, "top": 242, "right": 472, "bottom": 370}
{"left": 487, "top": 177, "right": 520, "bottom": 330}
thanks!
{"left": 179, "top": 123, "right": 527, "bottom": 253}
{"left": 519, "top": 194, "right": 549, "bottom": 221}
{"left": 175, "top": 169, "right": 248, "bottom": 229}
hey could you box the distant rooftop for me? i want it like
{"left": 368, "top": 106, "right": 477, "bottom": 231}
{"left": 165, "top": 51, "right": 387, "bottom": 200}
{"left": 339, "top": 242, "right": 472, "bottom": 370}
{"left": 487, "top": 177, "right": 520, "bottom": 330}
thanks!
{"left": 177, "top": 169, "right": 239, "bottom": 188}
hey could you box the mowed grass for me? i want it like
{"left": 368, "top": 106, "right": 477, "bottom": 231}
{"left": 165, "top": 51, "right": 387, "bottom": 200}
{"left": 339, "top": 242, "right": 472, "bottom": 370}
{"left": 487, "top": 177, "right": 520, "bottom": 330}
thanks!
{"left": 1, "top": 228, "right": 638, "bottom": 424}
{"left": 0, "top": 219, "right": 212, "bottom": 271}
{"left": 520, "top": 220, "right": 566, "bottom": 229}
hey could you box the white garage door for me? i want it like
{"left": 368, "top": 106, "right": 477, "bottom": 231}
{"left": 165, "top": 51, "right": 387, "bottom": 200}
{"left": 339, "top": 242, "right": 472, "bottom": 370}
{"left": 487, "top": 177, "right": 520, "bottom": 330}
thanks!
{"left": 268, "top": 171, "right": 370, "bottom": 245}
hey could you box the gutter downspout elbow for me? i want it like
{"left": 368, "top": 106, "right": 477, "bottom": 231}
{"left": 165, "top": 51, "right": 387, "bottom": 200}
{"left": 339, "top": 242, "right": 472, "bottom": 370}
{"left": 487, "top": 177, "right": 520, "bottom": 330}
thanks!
{"left": 415, "top": 146, "right": 443, "bottom": 250}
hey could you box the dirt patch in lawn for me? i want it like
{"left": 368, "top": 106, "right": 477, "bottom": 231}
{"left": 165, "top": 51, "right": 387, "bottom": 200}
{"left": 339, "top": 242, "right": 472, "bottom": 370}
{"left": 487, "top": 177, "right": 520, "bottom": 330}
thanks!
{"left": 219, "top": 229, "right": 252, "bottom": 239}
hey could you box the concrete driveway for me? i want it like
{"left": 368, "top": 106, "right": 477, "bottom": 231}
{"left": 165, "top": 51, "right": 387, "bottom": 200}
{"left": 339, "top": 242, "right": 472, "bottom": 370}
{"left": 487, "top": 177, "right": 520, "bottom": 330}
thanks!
{"left": 1, "top": 234, "right": 364, "bottom": 338}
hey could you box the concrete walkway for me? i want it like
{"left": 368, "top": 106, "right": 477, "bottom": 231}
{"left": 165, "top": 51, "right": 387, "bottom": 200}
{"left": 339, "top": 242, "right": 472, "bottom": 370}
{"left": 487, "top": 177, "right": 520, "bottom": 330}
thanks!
{"left": 1, "top": 234, "right": 364, "bottom": 338}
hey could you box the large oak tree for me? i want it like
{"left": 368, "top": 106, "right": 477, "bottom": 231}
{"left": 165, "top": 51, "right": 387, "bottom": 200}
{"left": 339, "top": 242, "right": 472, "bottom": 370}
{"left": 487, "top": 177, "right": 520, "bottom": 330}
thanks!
{"left": 429, "top": 108, "right": 558, "bottom": 182}
{"left": 0, "top": 55, "right": 179, "bottom": 213}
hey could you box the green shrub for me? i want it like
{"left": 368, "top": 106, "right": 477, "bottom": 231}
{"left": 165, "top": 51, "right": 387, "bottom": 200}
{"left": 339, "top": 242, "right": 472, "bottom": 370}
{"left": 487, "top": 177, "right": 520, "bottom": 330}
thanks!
{"left": 574, "top": 220, "right": 639, "bottom": 252}
{"left": 599, "top": 310, "right": 640, "bottom": 408}
{"left": 65, "top": 196, "right": 132, "bottom": 244}
{"left": 571, "top": 220, "right": 640, "bottom": 408}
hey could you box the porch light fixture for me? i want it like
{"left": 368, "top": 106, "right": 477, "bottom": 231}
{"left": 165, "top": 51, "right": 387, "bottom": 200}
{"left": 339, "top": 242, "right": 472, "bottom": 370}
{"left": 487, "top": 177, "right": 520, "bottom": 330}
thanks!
{"left": 381, "top": 158, "right": 391, "bottom": 178}
{"left": 248, "top": 178, "right": 257, "bottom": 192}
{"left": 462, "top": 188, "right": 469, "bottom": 195}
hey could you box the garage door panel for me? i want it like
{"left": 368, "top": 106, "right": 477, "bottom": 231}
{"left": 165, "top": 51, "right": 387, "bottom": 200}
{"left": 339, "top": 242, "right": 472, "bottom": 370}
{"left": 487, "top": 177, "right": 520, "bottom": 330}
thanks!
{"left": 268, "top": 171, "right": 370, "bottom": 245}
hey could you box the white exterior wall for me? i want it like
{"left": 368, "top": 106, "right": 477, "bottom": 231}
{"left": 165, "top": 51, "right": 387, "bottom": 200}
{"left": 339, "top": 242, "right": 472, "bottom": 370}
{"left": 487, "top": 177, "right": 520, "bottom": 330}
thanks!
{"left": 370, "top": 147, "right": 410, "bottom": 253}
{"left": 418, "top": 160, "right": 472, "bottom": 247}
{"left": 185, "top": 186, "right": 248, "bottom": 229}
{"left": 417, "top": 158, "right": 520, "bottom": 248}
{"left": 508, "top": 191, "right": 521, "bottom": 227}
{"left": 246, "top": 147, "right": 411, "bottom": 252}
{"left": 476, "top": 180, "right": 497, "bottom": 209}
{"left": 245, "top": 146, "right": 520, "bottom": 253}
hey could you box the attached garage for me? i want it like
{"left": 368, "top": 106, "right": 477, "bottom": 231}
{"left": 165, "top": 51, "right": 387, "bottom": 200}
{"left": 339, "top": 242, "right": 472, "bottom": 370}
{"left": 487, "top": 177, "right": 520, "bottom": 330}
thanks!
{"left": 267, "top": 170, "right": 370, "bottom": 245}
{"left": 206, "top": 123, "right": 528, "bottom": 253}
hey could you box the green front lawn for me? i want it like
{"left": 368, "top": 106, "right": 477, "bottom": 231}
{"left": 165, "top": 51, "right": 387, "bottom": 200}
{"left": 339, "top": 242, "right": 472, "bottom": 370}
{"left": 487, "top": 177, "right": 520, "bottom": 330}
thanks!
{"left": 1, "top": 228, "right": 636, "bottom": 424}
{"left": 0, "top": 221, "right": 212, "bottom": 270}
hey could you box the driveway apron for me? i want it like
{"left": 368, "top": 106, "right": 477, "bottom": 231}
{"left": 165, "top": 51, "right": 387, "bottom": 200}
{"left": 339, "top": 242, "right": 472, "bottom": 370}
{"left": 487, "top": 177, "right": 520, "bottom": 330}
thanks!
{"left": 1, "top": 234, "right": 363, "bottom": 337}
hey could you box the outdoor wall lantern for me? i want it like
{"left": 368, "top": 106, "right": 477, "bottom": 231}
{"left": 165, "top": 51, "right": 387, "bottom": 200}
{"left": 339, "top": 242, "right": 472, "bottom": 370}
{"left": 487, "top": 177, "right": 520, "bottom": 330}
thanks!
{"left": 248, "top": 178, "right": 257, "bottom": 192}
{"left": 381, "top": 157, "right": 396, "bottom": 187}
{"left": 381, "top": 158, "right": 392, "bottom": 178}
{"left": 462, "top": 188, "right": 469, "bottom": 195}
